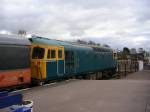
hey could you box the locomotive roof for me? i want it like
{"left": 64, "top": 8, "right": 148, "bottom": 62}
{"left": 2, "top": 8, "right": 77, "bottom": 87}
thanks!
{"left": 30, "top": 36, "right": 112, "bottom": 52}
{"left": 30, "top": 36, "right": 72, "bottom": 46}
{"left": 0, "top": 34, "right": 31, "bottom": 45}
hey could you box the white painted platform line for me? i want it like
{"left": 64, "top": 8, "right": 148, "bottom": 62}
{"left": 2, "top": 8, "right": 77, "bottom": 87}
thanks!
{"left": 43, "top": 82, "right": 57, "bottom": 87}
{"left": 12, "top": 88, "right": 31, "bottom": 93}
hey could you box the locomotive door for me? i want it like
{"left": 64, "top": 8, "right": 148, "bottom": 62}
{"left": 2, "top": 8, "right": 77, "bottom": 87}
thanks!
{"left": 46, "top": 47, "right": 58, "bottom": 79}
{"left": 46, "top": 46, "right": 64, "bottom": 79}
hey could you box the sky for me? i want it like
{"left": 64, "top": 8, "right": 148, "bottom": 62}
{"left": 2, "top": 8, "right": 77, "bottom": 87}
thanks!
{"left": 0, "top": 0, "right": 150, "bottom": 50}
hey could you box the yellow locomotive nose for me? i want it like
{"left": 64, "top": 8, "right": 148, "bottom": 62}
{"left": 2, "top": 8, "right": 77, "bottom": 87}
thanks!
{"left": 31, "top": 61, "right": 39, "bottom": 79}
{"left": 31, "top": 59, "right": 46, "bottom": 80}
{"left": 31, "top": 46, "right": 46, "bottom": 81}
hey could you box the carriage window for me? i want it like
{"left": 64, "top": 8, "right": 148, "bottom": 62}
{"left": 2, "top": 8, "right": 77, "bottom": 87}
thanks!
{"left": 51, "top": 50, "right": 56, "bottom": 59}
{"left": 0, "top": 45, "right": 30, "bottom": 70}
{"left": 32, "top": 47, "right": 45, "bottom": 59}
{"left": 47, "top": 50, "right": 51, "bottom": 59}
{"left": 58, "top": 50, "right": 62, "bottom": 59}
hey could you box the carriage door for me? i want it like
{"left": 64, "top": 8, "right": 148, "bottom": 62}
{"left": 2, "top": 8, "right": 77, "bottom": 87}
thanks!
{"left": 57, "top": 47, "right": 64, "bottom": 76}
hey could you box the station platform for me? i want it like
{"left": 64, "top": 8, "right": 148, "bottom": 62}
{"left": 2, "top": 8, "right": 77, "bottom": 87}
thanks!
{"left": 23, "top": 70, "right": 150, "bottom": 112}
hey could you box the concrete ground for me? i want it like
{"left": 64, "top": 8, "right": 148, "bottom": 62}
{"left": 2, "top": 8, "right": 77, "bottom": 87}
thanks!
{"left": 23, "top": 70, "right": 150, "bottom": 112}
{"left": 125, "top": 70, "right": 150, "bottom": 80}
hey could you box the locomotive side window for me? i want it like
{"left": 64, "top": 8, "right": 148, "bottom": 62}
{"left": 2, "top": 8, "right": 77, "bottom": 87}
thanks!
{"left": 51, "top": 50, "right": 56, "bottom": 59}
{"left": 58, "top": 50, "right": 62, "bottom": 59}
{"left": 47, "top": 49, "right": 57, "bottom": 60}
{"left": 32, "top": 47, "right": 45, "bottom": 59}
{"left": 47, "top": 50, "right": 51, "bottom": 59}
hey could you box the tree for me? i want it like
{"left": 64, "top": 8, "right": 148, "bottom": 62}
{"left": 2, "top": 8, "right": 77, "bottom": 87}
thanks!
{"left": 96, "top": 43, "right": 101, "bottom": 46}
{"left": 123, "top": 47, "right": 130, "bottom": 55}
{"left": 18, "top": 30, "right": 27, "bottom": 38}
{"left": 138, "top": 48, "right": 144, "bottom": 54}
{"left": 130, "top": 48, "right": 137, "bottom": 54}
{"left": 103, "top": 44, "right": 110, "bottom": 48}
{"left": 76, "top": 39, "right": 87, "bottom": 44}
{"left": 88, "top": 40, "right": 96, "bottom": 45}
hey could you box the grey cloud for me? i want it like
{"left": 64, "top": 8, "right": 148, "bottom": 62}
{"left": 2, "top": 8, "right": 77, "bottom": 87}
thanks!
{"left": 0, "top": 0, "right": 150, "bottom": 49}
{"left": 85, "top": 36, "right": 150, "bottom": 50}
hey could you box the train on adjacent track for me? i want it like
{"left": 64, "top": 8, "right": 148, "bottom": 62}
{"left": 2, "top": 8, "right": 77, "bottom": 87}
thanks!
{"left": 0, "top": 35, "right": 117, "bottom": 90}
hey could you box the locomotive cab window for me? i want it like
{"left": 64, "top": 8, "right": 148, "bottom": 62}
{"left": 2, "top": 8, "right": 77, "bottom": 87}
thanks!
{"left": 32, "top": 47, "right": 45, "bottom": 59}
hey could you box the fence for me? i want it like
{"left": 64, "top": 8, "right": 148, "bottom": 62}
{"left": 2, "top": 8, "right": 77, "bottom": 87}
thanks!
{"left": 116, "top": 60, "right": 138, "bottom": 78}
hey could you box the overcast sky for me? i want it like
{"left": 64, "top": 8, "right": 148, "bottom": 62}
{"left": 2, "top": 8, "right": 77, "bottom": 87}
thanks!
{"left": 0, "top": 0, "right": 150, "bottom": 49}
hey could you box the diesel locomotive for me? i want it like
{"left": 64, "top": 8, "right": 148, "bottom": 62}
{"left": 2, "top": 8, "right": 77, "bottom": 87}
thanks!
{"left": 30, "top": 36, "right": 117, "bottom": 84}
{"left": 0, "top": 35, "right": 117, "bottom": 90}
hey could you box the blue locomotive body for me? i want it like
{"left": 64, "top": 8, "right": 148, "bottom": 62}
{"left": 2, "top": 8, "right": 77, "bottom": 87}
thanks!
{"left": 30, "top": 36, "right": 117, "bottom": 82}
